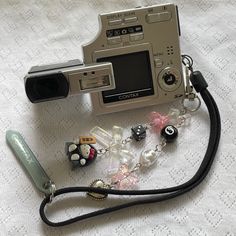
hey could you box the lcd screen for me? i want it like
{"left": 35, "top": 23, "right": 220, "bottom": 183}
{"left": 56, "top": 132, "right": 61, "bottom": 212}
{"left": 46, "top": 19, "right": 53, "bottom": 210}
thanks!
{"left": 97, "top": 51, "right": 154, "bottom": 103}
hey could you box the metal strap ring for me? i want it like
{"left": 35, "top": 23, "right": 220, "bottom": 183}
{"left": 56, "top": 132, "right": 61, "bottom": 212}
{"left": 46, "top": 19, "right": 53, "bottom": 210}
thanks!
{"left": 182, "top": 95, "right": 201, "bottom": 112}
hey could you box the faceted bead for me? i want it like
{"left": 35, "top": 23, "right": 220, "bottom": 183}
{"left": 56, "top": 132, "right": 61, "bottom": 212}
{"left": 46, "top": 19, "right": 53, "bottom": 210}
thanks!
{"left": 131, "top": 124, "right": 146, "bottom": 141}
{"left": 161, "top": 125, "right": 178, "bottom": 143}
{"left": 148, "top": 112, "right": 170, "bottom": 133}
{"left": 107, "top": 145, "right": 134, "bottom": 176}
{"left": 168, "top": 108, "right": 180, "bottom": 124}
{"left": 140, "top": 149, "right": 158, "bottom": 167}
{"left": 110, "top": 142, "right": 122, "bottom": 153}
{"left": 107, "top": 157, "right": 120, "bottom": 176}
{"left": 119, "top": 149, "right": 134, "bottom": 167}
{"left": 111, "top": 164, "right": 139, "bottom": 190}
{"left": 180, "top": 113, "right": 191, "bottom": 126}
{"left": 117, "top": 174, "right": 138, "bottom": 190}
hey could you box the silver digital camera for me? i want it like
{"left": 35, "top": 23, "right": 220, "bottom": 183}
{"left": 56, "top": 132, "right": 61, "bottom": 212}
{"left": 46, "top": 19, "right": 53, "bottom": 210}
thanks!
{"left": 82, "top": 3, "right": 184, "bottom": 114}
{"left": 25, "top": 3, "right": 185, "bottom": 114}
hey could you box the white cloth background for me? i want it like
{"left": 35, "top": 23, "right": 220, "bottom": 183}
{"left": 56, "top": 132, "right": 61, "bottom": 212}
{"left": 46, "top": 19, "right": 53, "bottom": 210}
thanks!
{"left": 0, "top": 0, "right": 236, "bottom": 235}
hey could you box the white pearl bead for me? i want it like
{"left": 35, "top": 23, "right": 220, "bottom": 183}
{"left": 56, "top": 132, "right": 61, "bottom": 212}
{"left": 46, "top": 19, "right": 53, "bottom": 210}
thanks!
{"left": 120, "top": 149, "right": 134, "bottom": 167}
{"left": 140, "top": 150, "right": 158, "bottom": 167}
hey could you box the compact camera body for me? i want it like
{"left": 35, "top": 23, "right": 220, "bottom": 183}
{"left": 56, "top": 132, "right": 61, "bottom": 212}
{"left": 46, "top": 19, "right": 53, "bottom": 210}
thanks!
{"left": 25, "top": 3, "right": 186, "bottom": 114}
{"left": 83, "top": 3, "right": 184, "bottom": 114}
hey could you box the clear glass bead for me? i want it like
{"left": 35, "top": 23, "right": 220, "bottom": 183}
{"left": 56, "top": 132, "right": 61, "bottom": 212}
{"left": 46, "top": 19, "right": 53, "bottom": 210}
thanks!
{"left": 90, "top": 126, "right": 112, "bottom": 148}
{"left": 168, "top": 108, "right": 181, "bottom": 124}
{"left": 112, "top": 126, "right": 123, "bottom": 143}
{"left": 119, "top": 149, "right": 134, "bottom": 166}
{"left": 182, "top": 113, "right": 191, "bottom": 125}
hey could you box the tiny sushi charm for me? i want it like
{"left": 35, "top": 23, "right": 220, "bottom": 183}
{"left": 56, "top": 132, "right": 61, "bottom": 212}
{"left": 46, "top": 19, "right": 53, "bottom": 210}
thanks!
{"left": 66, "top": 137, "right": 97, "bottom": 168}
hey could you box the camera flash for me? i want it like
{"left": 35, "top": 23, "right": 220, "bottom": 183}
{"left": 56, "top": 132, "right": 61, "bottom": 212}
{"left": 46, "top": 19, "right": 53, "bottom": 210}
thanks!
{"left": 80, "top": 75, "right": 111, "bottom": 90}
{"left": 68, "top": 62, "right": 115, "bottom": 94}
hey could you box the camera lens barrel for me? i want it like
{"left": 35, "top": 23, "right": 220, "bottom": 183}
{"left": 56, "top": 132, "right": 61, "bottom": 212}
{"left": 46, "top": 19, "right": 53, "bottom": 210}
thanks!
{"left": 24, "top": 60, "right": 83, "bottom": 103}
{"left": 25, "top": 72, "right": 70, "bottom": 103}
{"left": 24, "top": 59, "right": 115, "bottom": 103}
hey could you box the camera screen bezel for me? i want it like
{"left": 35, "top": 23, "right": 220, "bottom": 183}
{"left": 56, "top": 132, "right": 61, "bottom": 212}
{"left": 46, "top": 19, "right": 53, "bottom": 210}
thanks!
{"left": 97, "top": 51, "right": 154, "bottom": 103}
{"left": 93, "top": 43, "right": 158, "bottom": 107}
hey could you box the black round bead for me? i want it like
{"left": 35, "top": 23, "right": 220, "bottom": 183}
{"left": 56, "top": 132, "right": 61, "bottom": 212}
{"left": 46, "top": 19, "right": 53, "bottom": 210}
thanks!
{"left": 161, "top": 125, "right": 178, "bottom": 143}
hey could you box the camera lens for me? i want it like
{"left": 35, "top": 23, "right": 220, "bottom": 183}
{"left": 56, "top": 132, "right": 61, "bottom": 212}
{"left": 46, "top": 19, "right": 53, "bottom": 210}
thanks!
{"left": 25, "top": 72, "right": 69, "bottom": 103}
{"left": 163, "top": 73, "right": 176, "bottom": 85}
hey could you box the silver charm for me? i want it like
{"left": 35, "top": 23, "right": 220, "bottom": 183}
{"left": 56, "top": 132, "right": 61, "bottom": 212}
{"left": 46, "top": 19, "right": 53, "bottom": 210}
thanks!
{"left": 87, "top": 179, "right": 110, "bottom": 200}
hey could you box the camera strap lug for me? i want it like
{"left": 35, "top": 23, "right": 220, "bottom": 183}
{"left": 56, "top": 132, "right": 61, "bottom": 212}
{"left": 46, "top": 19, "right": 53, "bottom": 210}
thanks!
{"left": 182, "top": 66, "right": 201, "bottom": 112}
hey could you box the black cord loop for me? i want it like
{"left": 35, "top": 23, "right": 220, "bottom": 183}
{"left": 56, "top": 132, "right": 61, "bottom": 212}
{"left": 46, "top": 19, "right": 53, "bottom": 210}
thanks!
{"left": 40, "top": 71, "right": 221, "bottom": 227}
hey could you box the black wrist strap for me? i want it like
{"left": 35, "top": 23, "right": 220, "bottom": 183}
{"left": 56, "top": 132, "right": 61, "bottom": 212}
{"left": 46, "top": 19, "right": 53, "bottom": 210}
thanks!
{"left": 40, "top": 71, "right": 221, "bottom": 227}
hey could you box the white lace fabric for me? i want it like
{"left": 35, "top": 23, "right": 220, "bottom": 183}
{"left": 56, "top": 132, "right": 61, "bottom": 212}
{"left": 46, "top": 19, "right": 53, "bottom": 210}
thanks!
{"left": 0, "top": 1, "right": 235, "bottom": 235}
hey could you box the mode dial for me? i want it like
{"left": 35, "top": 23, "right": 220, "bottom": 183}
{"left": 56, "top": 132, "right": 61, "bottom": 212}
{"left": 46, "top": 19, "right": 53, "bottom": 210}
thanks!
{"left": 158, "top": 67, "right": 182, "bottom": 92}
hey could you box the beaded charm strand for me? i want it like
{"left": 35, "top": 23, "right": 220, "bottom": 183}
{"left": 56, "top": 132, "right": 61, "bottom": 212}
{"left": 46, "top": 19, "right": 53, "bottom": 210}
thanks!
{"left": 65, "top": 108, "right": 191, "bottom": 199}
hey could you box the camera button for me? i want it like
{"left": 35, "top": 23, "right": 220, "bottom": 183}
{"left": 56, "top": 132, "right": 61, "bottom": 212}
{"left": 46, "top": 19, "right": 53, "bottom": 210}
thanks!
{"left": 154, "top": 58, "right": 163, "bottom": 68}
{"left": 130, "top": 33, "right": 144, "bottom": 41}
{"left": 158, "top": 67, "right": 181, "bottom": 92}
{"left": 163, "top": 73, "right": 176, "bottom": 85}
{"left": 108, "top": 19, "right": 122, "bottom": 26}
{"left": 121, "top": 29, "right": 128, "bottom": 35}
{"left": 146, "top": 11, "right": 171, "bottom": 23}
{"left": 124, "top": 17, "right": 138, "bottom": 24}
{"left": 107, "top": 36, "right": 122, "bottom": 45}
{"left": 159, "top": 12, "right": 172, "bottom": 21}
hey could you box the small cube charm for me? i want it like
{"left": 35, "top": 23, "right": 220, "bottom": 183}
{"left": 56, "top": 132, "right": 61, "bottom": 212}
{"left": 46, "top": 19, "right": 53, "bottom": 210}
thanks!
{"left": 160, "top": 125, "right": 178, "bottom": 143}
{"left": 131, "top": 125, "right": 146, "bottom": 141}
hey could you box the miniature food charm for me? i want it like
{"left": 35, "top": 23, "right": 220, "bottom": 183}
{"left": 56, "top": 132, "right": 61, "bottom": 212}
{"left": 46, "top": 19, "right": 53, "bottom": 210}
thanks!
{"left": 66, "top": 142, "right": 97, "bottom": 168}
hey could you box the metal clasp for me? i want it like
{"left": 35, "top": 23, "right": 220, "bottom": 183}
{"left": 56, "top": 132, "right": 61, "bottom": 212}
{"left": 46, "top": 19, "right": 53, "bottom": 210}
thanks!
{"left": 44, "top": 181, "right": 56, "bottom": 203}
{"left": 182, "top": 65, "right": 201, "bottom": 113}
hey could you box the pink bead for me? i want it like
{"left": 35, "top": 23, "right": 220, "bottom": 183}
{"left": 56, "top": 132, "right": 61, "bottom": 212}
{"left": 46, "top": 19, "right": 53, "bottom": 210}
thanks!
{"left": 111, "top": 164, "right": 139, "bottom": 190}
{"left": 148, "top": 112, "right": 170, "bottom": 133}
{"left": 117, "top": 174, "right": 138, "bottom": 190}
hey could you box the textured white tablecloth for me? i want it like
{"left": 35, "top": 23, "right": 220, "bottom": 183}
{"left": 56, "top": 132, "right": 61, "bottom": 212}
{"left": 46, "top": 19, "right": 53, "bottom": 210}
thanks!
{"left": 0, "top": 0, "right": 236, "bottom": 235}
